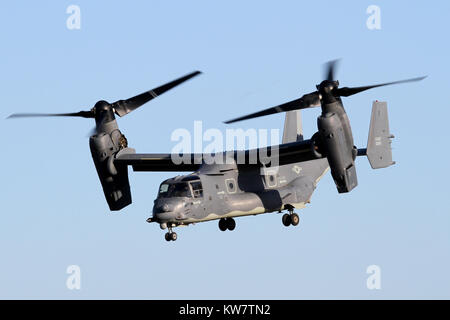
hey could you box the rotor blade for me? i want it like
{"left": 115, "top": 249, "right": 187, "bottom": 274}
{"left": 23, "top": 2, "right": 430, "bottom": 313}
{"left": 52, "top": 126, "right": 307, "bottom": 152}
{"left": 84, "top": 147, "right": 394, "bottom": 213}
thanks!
{"left": 336, "top": 76, "right": 427, "bottom": 97}
{"left": 224, "top": 92, "right": 320, "bottom": 124}
{"left": 325, "top": 59, "right": 340, "bottom": 81}
{"left": 112, "top": 70, "right": 202, "bottom": 117}
{"left": 7, "top": 110, "right": 94, "bottom": 119}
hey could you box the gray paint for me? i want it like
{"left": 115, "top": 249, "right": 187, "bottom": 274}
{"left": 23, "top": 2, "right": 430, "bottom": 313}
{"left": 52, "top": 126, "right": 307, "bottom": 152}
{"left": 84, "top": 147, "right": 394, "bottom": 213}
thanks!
{"left": 87, "top": 97, "right": 395, "bottom": 240}
{"left": 8, "top": 65, "right": 412, "bottom": 242}
{"left": 282, "top": 110, "right": 303, "bottom": 143}
{"left": 144, "top": 110, "right": 330, "bottom": 236}
{"left": 366, "top": 101, "right": 395, "bottom": 169}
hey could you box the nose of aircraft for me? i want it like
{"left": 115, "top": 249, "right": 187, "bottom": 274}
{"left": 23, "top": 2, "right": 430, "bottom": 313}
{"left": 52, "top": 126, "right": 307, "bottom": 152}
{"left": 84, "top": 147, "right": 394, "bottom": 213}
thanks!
{"left": 152, "top": 198, "right": 188, "bottom": 222}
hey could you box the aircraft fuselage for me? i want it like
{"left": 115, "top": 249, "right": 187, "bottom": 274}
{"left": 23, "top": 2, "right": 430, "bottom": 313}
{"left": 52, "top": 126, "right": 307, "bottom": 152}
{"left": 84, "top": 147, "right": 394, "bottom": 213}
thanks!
{"left": 151, "top": 159, "right": 329, "bottom": 229}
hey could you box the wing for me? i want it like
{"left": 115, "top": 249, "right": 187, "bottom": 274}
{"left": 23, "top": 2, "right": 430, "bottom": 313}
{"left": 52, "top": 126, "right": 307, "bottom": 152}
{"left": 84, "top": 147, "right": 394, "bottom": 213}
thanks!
{"left": 114, "top": 139, "right": 321, "bottom": 172}
{"left": 114, "top": 153, "right": 203, "bottom": 172}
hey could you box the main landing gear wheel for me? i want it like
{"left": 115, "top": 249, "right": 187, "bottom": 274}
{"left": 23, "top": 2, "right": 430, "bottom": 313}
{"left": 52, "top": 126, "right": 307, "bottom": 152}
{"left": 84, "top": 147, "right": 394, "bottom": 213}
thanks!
{"left": 226, "top": 218, "right": 236, "bottom": 231}
{"left": 282, "top": 208, "right": 300, "bottom": 227}
{"left": 218, "top": 218, "right": 236, "bottom": 231}
{"left": 282, "top": 213, "right": 291, "bottom": 227}
{"left": 290, "top": 213, "right": 300, "bottom": 226}
{"left": 219, "top": 218, "right": 228, "bottom": 231}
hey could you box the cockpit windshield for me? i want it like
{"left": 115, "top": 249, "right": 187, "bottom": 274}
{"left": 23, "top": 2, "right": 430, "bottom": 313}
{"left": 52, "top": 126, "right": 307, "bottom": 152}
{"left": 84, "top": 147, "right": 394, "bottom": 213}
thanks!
{"left": 158, "top": 182, "right": 192, "bottom": 198}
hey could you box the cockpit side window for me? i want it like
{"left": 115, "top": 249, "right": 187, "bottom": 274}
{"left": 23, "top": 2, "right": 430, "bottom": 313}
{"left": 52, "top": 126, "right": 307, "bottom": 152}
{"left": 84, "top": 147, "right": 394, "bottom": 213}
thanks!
{"left": 158, "top": 182, "right": 192, "bottom": 198}
{"left": 170, "top": 183, "right": 192, "bottom": 198}
{"left": 190, "top": 181, "right": 203, "bottom": 198}
{"left": 158, "top": 183, "right": 170, "bottom": 197}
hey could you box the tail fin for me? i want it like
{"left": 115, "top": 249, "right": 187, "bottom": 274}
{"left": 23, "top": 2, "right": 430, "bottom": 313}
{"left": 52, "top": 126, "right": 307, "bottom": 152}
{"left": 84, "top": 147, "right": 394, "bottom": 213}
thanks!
{"left": 282, "top": 110, "right": 303, "bottom": 143}
{"left": 364, "top": 101, "right": 395, "bottom": 169}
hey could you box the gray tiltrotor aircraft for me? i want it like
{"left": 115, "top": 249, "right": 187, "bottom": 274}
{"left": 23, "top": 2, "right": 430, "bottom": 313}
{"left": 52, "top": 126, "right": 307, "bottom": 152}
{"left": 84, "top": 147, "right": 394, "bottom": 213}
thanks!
{"left": 9, "top": 62, "right": 426, "bottom": 241}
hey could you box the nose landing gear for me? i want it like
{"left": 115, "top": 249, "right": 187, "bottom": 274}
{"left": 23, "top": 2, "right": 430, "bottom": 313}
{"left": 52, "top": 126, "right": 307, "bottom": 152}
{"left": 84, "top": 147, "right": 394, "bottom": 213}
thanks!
{"left": 165, "top": 227, "right": 178, "bottom": 241}
{"left": 282, "top": 205, "right": 300, "bottom": 227}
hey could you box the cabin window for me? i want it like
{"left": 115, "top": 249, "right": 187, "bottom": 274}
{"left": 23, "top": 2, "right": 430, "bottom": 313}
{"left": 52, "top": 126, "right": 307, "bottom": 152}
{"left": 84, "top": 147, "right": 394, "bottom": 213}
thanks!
{"left": 265, "top": 171, "right": 277, "bottom": 188}
{"left": 190, "top": 181, "right": 203, "bottom": 198}
{"left": 225, "top": 178, "right": 237, "bottom": 193}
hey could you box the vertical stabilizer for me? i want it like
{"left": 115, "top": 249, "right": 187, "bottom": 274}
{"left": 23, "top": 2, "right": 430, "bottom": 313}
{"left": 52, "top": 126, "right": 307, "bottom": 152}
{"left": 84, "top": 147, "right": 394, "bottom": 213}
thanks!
{"left": 282, "top": 110, "right": 303, "bottom": 143}
{"left": 366, "top": 101, "right": 395, "bottom": 169}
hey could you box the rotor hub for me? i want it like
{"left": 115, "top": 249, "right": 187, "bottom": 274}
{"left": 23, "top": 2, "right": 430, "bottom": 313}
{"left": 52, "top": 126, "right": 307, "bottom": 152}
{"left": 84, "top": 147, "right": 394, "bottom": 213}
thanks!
{"left": 93, "top": 100, "right": 116, "bottom": 124}
{"left": 317, "top": 80, "right": 339, "bottom": 104}
{"left": 317, "top": 80, "right": 339, "bottom": 94}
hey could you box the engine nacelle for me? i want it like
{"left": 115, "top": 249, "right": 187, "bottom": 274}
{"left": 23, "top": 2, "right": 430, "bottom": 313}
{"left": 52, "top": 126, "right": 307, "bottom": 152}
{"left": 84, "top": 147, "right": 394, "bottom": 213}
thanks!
{"left": 317, "top": 112, "right": 358, "bottom": 193}
{"left": 89, "top": 128, "right": 132, "bottom": 211}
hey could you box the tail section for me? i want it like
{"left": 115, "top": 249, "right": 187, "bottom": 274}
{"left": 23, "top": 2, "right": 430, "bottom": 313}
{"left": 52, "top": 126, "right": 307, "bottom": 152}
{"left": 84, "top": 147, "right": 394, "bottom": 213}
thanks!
{"left": 363, "top": 101, "right": 395, "bottom": 169}
{"left": 282, "top": 110, "right": 303, "bottom": 143}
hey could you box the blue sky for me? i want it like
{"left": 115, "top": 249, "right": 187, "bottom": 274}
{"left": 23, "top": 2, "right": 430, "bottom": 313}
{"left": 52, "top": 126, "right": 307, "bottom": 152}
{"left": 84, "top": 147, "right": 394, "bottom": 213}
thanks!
{"left": 0, "top": 1, "right": 449, "bottom": 299}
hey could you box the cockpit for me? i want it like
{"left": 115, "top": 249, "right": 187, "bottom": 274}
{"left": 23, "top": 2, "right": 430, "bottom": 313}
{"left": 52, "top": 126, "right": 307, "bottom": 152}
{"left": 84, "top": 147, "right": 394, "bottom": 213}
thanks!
{"left": 158, "top": 182, "right": 191, "bottom": 198}
{"left": 157, "top": 176, "right": 203, "bottom": 199}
